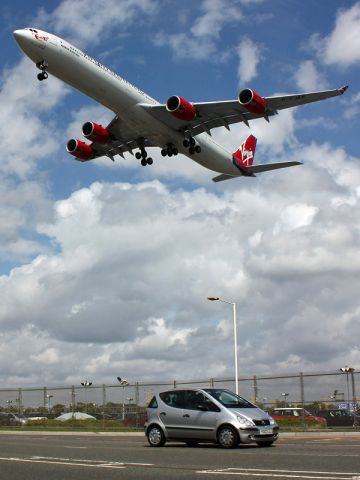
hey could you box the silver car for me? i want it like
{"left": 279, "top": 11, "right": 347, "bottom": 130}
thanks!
{"left": 144, "top": 388, "right": 278, "bottom": 448}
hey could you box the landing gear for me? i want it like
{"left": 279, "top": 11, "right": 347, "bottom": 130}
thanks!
{"left": 136, "top": 148, "right": 152, "bottom": 166}
{"left": 36, "top": 60, "right": 49, "bottom": 81}
{"left": 37, "top": 72, "right": 48, "bottom": 81}
{"left": 161, "top": 144, "right": 178, "bottom": 157}
{"left": 183, "top": 136, "right": 201, "bottom": 155}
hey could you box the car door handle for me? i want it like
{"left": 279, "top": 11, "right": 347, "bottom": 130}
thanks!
{"left": 160, "top": 412, "right": 166, "bottom": 416}
{"left": 183, "top": 414, "right": 190, "bottom": 418}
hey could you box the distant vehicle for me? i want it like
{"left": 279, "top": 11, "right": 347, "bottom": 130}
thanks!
{"left": 271, "top": 408, "right": 326, "bottom": 424}
{"left": 0, "top": 412, "right": 28, "bottom": 426}
{"left": 316, "top": 409, "right": 360, "bottom": 427}
{"left": 13, "top": 28, "right": 348, "bottom": 183}
{"left": 144, "top": 388, "right": 279, "bottom": 449}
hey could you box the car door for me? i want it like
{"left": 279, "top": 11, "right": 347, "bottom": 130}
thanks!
{"left": 181, "top": 391, "right": 220, "bottom": 440}
{"left": 158, "top": 390, "right": 189, "bottom": 439}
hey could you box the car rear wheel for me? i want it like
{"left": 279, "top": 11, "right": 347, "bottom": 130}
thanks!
{"left": 217, "top": 425, "right": 238, "bottom": 449}
{"left": 147, "top": 425, "right": 166, "bottom": 447}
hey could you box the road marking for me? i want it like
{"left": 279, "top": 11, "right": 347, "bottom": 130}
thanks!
{"left": 197, "top": 467, "right": 360, "bottom": 479}
{"left": 0, "top": 456, "right": 154, "bottom": 469}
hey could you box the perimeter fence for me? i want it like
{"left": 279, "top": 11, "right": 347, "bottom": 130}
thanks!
{"left": 1, "top": 369, "right": 358, "bottom": 421}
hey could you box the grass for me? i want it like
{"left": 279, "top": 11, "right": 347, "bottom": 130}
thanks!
{"left": 0, "top": 418, "right": 144, "bottom": 432}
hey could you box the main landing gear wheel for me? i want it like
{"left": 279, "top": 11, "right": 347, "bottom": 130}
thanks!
{"left": 161, "top": 144, "right": 178, "bottom": 157}
{"left": 136, "top": 148, "right": 153, "bottom": 166}
{"left": 183, "top": 137, "right": 201, "bottom": 155}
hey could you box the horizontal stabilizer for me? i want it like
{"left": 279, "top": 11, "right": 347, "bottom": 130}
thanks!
{"left": 247, "top": 161, "right": 302, "bottom": 174}
{"left": 212, "top": 173, "right": 240, "bottom": 182}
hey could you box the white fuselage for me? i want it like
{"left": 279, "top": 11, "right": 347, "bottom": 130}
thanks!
{"left": 13, "top": 28, "right": 241, "bottom": 176}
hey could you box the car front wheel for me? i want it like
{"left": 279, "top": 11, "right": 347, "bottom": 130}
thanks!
{"left": 217, "top": 425, "right": 238, "bottom": 449}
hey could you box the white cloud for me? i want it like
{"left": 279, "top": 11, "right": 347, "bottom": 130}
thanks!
{"left": 311, "top": 2, "right": 360, "bottom": 68}
{"left": 36, "top": 0, "right": 159, "bottom": 47}
{"left": 237, "top": 37, "right": 263, "bottom": 85}
{"left": 0, "top": 58, "right": 68, "bottom": 178}
{"left": 0, "top": 143, "right": 359, "bottom": 386}
{"left": 154, "top": 0, "right": 243, "bottom": 61}
{"left": 294, "top": 60, "right": 326, "bottom": 91}
{"left": 273, "top": 203, "right": 319, "bottom": 234}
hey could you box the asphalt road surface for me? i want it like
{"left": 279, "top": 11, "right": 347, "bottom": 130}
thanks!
{"left": 0, "top": 432, "right": 359, "bottom": 480}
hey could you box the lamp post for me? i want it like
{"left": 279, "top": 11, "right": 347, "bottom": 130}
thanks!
{"left": 281, "top": 392, "right": 290, "bottom": 406}
{"left": 340, "top": 367, "right": 358, "bottom": 427}
{"left": 207, "top": 295, "right": 239, "bottom": 395}
{"left": 81, "top": 381, "right": 92, "bottom": 413}
{"left": 117, "top": 377, "right": 130, "bottom": 420}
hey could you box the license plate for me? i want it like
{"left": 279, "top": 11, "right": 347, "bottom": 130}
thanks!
{"left": 259, "top": 426, "right": 273, "bottom": 435}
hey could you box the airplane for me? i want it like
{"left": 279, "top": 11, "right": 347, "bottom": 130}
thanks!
{"left": 13, "top": 28, "right": 348, "bottom": 182}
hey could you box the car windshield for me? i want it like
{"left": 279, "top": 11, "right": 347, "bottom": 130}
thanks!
{"left": 204, "top": 389, "right": 255, "bottom": 408}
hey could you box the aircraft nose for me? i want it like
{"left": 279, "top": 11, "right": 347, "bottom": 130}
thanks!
{"left": 13, "top": 29, "right": 30, "bottom": 48}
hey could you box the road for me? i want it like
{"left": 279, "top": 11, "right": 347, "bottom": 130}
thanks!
{"left": 0, "top": 432, "right": 359, "bottom": 479}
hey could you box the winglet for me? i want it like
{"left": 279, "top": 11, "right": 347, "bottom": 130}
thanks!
{"left": 338, "top": 85, "right": 349, "bottom": 95}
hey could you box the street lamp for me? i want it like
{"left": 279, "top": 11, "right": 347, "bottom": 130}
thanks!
{"left": 117, "top": 377, "right": 130, "bottom": 420}
{"left": 81, "top": 381, "right": 92, "bottom": 413}
{"left": 281, "top": 392, "right": 290, "bottom": 406}
{"left": 207, "top": 295, "right": 239, "bottom": 395}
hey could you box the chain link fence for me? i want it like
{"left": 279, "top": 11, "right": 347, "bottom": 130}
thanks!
{"left": 0, "top": 369, "right": 358, "bottom": 424}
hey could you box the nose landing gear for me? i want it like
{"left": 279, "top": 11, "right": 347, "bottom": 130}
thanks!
{"left": 36, "top": 60, "right": 48, "bottom": 81}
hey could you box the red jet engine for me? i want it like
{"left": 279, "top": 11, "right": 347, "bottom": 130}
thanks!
{"left": 166, "top": 96, "right": 198, "bottom": 122}
{"left": 82, "top": 122, "right": 110, "bottom": 144}
{"left": 67, "top": 139, "right": 94, "bottom": 161}
{"left": 238, "top": 88, "right": 269, "bottom": 115}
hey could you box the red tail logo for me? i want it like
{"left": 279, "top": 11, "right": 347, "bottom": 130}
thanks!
{"left": 233, "top": 135, "right": 257, "bottom": 169}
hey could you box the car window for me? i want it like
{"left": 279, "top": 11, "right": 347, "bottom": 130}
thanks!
{"left": 159, "top": 390, "right": 186, "bottom": 408}
{"left": 148, "top": 396, "right": 158, "bottom": 408}
{"left": 184, "top": 391, "right": 220, "bottom": 412}
{"left": 204, "top": 389, "right": 255, "bottom": 408}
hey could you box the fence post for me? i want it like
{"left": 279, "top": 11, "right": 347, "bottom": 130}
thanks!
{"left": 299, "top": 372, "right": 305, "bottom": 426}
{"left": 135, "top": 382, "right": 140, "bottom": 428}
{"left": 18, "top": 388, "right": 22, "bottom": 414}
{"left": 252, "top": 376, "right": 258, "bottom": 404}
{"left": 174, "top": 380, "right": 177, "bottom": 389}
{"left": 71, "top": 385, "right": 75, "bottom": 418}
{"left": 43, "top": 387, "right": 47, "bottom": 411}
{"left": 210, "top": 378, "right": 214, "bottom": 387}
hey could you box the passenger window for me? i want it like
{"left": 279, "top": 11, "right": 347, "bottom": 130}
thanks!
{"left": 159, "top": 391, "right": 186, "bottom": 408}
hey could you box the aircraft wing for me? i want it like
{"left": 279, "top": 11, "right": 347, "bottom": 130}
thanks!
{"left": 85, "top": 114, "right": 155, "bottom": 161}
{"left": 143, "top": 85, "right": 348, "bottom": 137}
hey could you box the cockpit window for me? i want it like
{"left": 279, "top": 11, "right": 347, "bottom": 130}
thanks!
{"left": 26, "top": 28, "right": 38, "bottom": 33}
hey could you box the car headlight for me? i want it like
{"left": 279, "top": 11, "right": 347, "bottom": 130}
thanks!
{"left": 269, "top": 417, "right": 276, "bottom": 425}
{"left": 236, "top": 415, "right": 254, "bottom": 427}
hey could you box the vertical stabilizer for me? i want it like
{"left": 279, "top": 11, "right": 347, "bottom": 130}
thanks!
{"left": 233, "top": 134, "right": 257, "bottom": 170}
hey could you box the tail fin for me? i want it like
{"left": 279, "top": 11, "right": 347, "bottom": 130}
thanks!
{"left": 233, "top": 134, "right": 257, "bottom": 170}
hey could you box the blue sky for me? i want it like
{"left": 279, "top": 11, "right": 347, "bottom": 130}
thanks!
{"left": 0, "top": 0, "right": 359, "bottom": 391}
